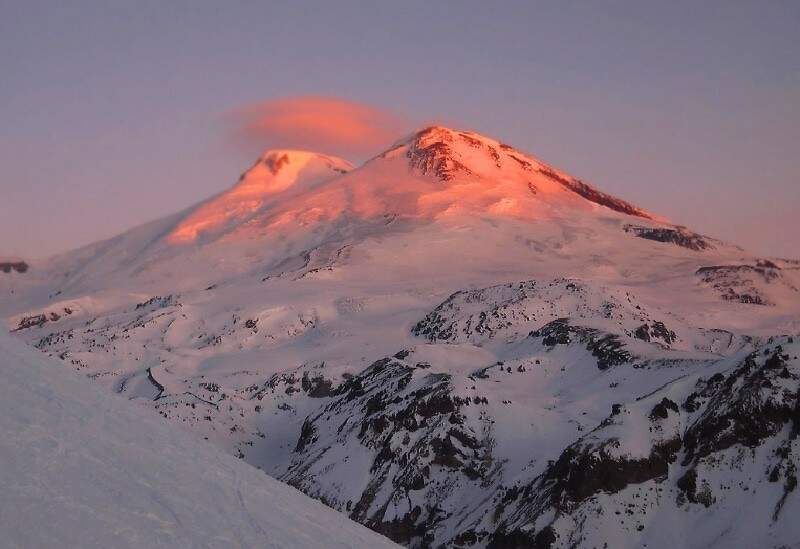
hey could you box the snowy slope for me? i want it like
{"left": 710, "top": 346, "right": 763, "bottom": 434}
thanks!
{"left": 0, "top": 330, "right": 399, "bottom": 549}
{"left": 3, "top": 126, "right": 799, "bottom": 548}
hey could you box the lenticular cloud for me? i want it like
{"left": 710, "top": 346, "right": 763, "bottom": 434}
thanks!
{"left": 228, "top": 96, "right": 408, "bottom": 159}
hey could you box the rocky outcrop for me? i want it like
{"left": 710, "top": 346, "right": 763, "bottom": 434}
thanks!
{"left": 12, "top": 307, "right": 74, "bottom": 331}
{"left": 696, "top": 263, "right": 798, "bottom": 305}
{"left": 135, "top": 294, "right": 179, "bottom": 310}
{"left": 406, "top": 127, "right": 473, "bottom": 181}
{"left": 633, "top": 321, "right": 677, "bottom": 346}
{"left": 539, "top": 168, "right": 655, "bottom": 220}
{"left": 682, "top": 346, "right": 799, "bottom": 463}
{"left": 530, "top": 318, "right": 633, "bottom": 370}
{"left": 412, "top": 279, "right": 676, "bottom": 349}
{"left": 0, "top": 261, "right": 28, "bottom": 273}
{"left": 488, "top": 337, "right": 800, "bottom": 547}
{"left": 624, "top": 224, "right": 714, "bottom": 251}
{"left": 281, "top": 355, "right": 495, "bottom": 548}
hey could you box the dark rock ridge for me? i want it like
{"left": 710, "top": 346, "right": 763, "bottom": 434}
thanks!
{"left": 530, "top": 318, "right": 633, "bottom": 370}
{"left": 411, "top": 278, "right": 673, "bottom": 347}
{"left": 406, "top": 127, "right": 473, "bottom": 181}
{"left": 135, "top": 294, "right": 179, "bottom": 310}
{"left": 633, "top": 321, "right": 677, "bottom": 346}
{"left": 276, "top": 281, "right": 704, "bottom": 547}
{"left": 0, "top": 261, "right": 28, "bottom": 273}
{"left": 696, "top": 262, "right": 797, "bottom": 305}
{"left": 538, "top": 167, "right": 655, "bottom": 220}
{"left": 264, "top": 152, "right": 290, "bottom": 174}
{"left": 623, "top": 224, "right": 714, "bottom": 251}
{"left": 411, "top": 281, "right": 550, "bottom": 343}
{"left": 13, "top": 307, "right": 74, "bottom": 331}
{"left": 681, "top": 346, "right": 799, "bottom": 464}
{"left": 281, "top": 355, "right": 494, "bottom": 548}
{"left": 403, "top": 126, "right": 656, "bottom": 222}
{"left": 275, "top": 334, "right": 800, "bottom": 547}
{"left": 18, "top": 262, "right": 800, "bottom": 547}
{"left": 488, "top": 337, "right": 800, "bottom": 546}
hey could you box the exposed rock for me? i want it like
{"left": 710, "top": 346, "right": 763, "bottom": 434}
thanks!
{"left": 135, "top": 294, "right": 179, "bottom": 310}
{"left": 649, "top": 397, "right": 679, "bottom": 420}
{"left": 696, "top": 263, "right": 797, "bottom": 306}
{"left": 624, "top": 224, "right": 714, "bottom": 251}
{"left": 412, "top": 279, "right": 662, "bottom": 347}
{"left": 531, "top": 318, "right": 633, "bottom": 370}
{"left": 282, "top": 355, "right": 493, "bottom": 548}
{"left": 544, "top": 436, "right": 681, "bottom": 510}
{"left": 406, "top": 127, "right": 472, "bottom": 181}
{"left": 14, "top": 314, "right": 49, "bottom": 331}
{"left": 301, "top": 372, "right": 336, "bottom": 398}
{"left": 682, "top": 349, "right": 799, "bottom": 464}
{"left": 0, "top": 261, "right": 28, "bottom": 273}
{"left": 676, "top": 468, "right": 715, "bottom": 507}
{"left": 633, "top": 321, "right": 677, "bottom": 346}
{"left": 146, "top": 367, "right": 166, "bottom": 400}
{"left": 539, "top": 168, "right": 654, "bottom": 220}
{"left": 486, "top": 338, "right": 799, "bottom": 547}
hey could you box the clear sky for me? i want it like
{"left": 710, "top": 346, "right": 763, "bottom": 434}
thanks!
{"left": 1, "top": 0, "right": 798, "bottom": 259}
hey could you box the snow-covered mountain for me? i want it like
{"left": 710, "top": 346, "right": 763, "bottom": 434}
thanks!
{"left": 3, "top": 126, "right": 799, "bottom": 548}
{"left": 0, "top": 330, "right": 400, "bottom": 549}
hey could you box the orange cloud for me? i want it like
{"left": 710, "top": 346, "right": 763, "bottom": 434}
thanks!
{"left": 228, "top": 96, "right": 408, "bottom": 159}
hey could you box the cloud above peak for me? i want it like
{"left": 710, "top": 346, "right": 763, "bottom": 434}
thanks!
{"left": 228, "top": 96, "right": 408, "bottom": 160}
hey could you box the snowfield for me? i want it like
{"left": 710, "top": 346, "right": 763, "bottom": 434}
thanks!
{"left": 0, "top": 330, "right": 399, "bottom": 549}
{"left": 3, "top": 126, "right": 799, "bottom": 548}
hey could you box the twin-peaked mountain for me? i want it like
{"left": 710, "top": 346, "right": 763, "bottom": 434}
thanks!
{"left": 3, "top": 126, "right": 799, "bottom": 549}
{"left": 22, "top": 126, "right": 683, "bottom": 296}
{"left": 167, "top": 125, "right": 663, "bottom": 247}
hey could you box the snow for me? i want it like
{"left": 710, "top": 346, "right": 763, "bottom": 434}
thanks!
{"left": 0, "top": 330, "right": 399, "bottom": 549}
{"left": 2, "top": 125, "right": 799, "bottom": 548}
{"left": 168, "top": 150, "right": 352, "bottom": 244}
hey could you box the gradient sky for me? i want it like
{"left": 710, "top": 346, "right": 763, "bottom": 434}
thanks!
{"left": 1, "top": 1, "right": 798, "bottom": 259}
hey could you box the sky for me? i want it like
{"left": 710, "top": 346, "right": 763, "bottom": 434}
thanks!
{"left": 1, "top": 0, "right": 798, "bottom": 259}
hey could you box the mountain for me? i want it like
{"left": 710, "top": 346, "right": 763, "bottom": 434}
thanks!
{"left": 0, "top": 329, "right": 400, "bottom": 549}
{"left": 167, "top": 149, "right": 353, "bottom": 245}
{"left": 3, "top": 126, "right": 800, "bottom": 548}
{"left": 3, "top": 126, "right": 676, "bottom": 299}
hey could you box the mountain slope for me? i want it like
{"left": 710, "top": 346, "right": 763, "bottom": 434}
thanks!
{"left": 3, "top": 125, "right": 799, "bottom": 548}
{"left": 0, "top": 330, "right": 399, "bottom": 549}
{"left": 7, "top": 126, "right": 680, "bottom": 300}
{"left": 167, "top": 149, "right": 352, "bottom": 244}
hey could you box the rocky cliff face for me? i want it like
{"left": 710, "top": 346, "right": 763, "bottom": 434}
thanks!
{"left": 489, "top": 336, "right": 800, "bottom": 548}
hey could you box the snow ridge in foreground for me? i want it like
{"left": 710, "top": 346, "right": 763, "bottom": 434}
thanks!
{"left": 0, "top": 331, "right": 399, "bottom": 549}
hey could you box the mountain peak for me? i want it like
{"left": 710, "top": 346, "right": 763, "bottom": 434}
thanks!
{"left": 405, "top": 127, "right": 473, "bottom": 181}
{"left": 403, "top": 125, "right": 494, "bottom": 145}
{"left": 377, "top": 126, "right": 661, "bottom": 221}
{"left": 168, "top": 127, "right": 661, "bottom": 246}
{"left": 166, "top": 150, "right": 352, "bottom": 244}
{"left": 255, "top": 149, "right": 352, "bottom": 177}
{"left": 377, "top": 125, "right": 513, "bottom": 181}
